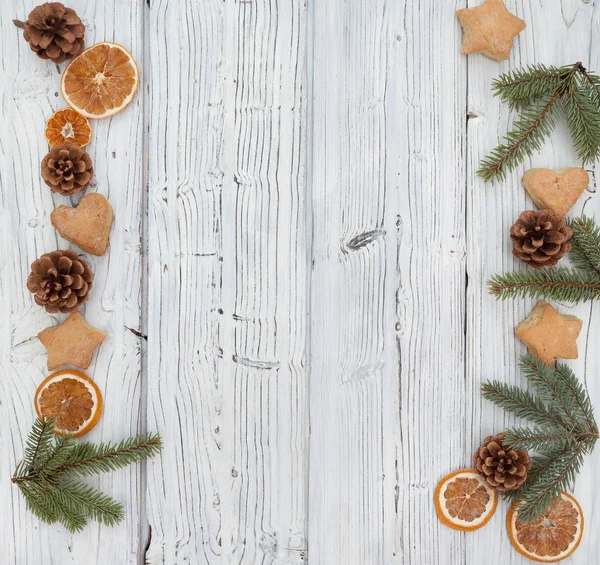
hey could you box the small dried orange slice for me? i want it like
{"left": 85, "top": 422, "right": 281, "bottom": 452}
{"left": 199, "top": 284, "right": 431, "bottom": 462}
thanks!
{"left": 434, "top": 469, "right": 498, "bottom": 531}
{"left": 61, "top": 42, "right": 139, "bottom": 119}
{"left": 34, "top": 370, "right": 103, "bottom": 437}
{"left": 45, "top": 108, "right": 92, "bottom": 147}
{"left": 507, "top": 492, "right": 584, "bottom": 563}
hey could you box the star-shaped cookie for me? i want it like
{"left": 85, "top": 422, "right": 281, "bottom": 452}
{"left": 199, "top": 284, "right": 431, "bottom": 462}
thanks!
{"left": 515, "top": 301, "right": 582, "bottom": 365}
{"left": 456, "top": 0, "right": 526, "bottom": 62}
{"left": 38, "top": 312, "right": 107, "bottom": 371}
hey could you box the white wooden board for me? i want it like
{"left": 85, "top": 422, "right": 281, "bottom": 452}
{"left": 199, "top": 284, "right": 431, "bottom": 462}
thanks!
{"left": 0, "top": 0, "right": 598, "bottom": 563}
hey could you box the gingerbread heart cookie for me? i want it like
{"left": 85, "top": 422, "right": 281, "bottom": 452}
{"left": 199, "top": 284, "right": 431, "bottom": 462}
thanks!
{"left": 522, "top": 168, "right": 589, "bottom": 217}
{"left": 51, "top": 193, "right": 114, "bottom": 256}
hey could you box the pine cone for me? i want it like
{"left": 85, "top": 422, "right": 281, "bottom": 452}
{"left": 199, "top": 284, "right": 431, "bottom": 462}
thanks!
{"left": 473, "top": 433, "right": 532, "bottom": 491}
{"left": 510, "top": 209, "right": 573, "bottom": 268}
{"left": 41, "top": 144, "right": 93, "bottom": 196}
{"left": 27, "top": 250, "right": 93, "bottom": 313}
{"left": 18, "top": 3, "right": 85, "bottom": 64}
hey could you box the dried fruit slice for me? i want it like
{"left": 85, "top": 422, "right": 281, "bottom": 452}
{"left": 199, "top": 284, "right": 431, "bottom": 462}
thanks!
{"left": 61, "top": 42, "right": 139, "bottom": 119}
{"left": 507, "top": 492, "right": 584, "bottom": 563}
{"left": 34, "top": 370, "right": 103, "bottom": 437}
{"left": 434, "top": 469, "right": 498, "bottom": 531}
{"left": 45, "top": 108, "right": 91, "bottom": 147}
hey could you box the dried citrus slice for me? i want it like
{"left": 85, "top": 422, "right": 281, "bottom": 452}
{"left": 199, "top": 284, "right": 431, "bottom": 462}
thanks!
{"left": 61, "top": 42, "right": 139, "bottom": 119}
{"left": 434, "top": 469, "right": 498, "bottom": 531}
{"left": 34, "top": 370, "right": 103, "bottom": 437}
{"left": 45, "top": 108, "right": 92, "bottom": 147}
{"left": 507, "top": 492, "right": 583, "bottom": 563}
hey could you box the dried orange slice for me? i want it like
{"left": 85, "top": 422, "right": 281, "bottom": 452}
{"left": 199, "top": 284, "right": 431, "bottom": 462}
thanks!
{"left": 434, "top": 469, "right": 498, "bottom": 531}
{"left": 45, "top": 108, "right": 92, "bottom": 147}
{"left": 61, "top": 42, "right": 139, "bottom": 119}
{"left": 507, "top": 492, "right": 584, "bottom": 562}
{"left": 34, "top": 370, "right": 103, "bottom": 437}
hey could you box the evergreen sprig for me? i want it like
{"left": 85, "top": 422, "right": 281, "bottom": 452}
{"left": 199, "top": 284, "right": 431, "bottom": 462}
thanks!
{"left": 478, "top": 62, "right": 600, "bottom": 182}
{"left": 12, "top": 418, "right": 162, "bottom": 533}
{"left": 489, "top": 216, "right": 600, "bottom": 303}
{"left": 482, "top": 355, "right": 598, "bottom": 523}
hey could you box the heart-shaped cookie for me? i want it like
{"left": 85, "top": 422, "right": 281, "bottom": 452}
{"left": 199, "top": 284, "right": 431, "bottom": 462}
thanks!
{"left": 51, "top": 193, "right": 114, "bottom": 256}
{"left": 522, "top": 168, "right": 589, "bottom": 217}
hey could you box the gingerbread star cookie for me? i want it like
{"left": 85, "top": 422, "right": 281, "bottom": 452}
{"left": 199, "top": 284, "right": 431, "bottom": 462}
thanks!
{"left": 515, "top": 301, "right": 582, "bottom": 365}
{"left": 38, "top": 312, "right": 107, "bottom": 371}
{"left": 456, "top": 0, "right": 526, "bottom": 62}
{"left": 522, "top": 168, "right": 589, "bottom": 217}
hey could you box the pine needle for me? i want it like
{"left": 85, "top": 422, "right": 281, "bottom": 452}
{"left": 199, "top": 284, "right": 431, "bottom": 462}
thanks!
{"left": 479, "top": 62, "right": 600, "bottom": 182}
{"left": 482, "top": 357, "right": 598, "bottom": 522}
{"left": 12, "top": 418, "right": 162, "bottom": 532}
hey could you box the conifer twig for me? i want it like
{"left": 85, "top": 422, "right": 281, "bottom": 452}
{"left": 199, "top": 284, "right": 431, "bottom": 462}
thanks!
{"left": 491, "top": 64, "right": 565, "bottom": 110}
{"left": 482, "top": 355, "right": 598, "bottom": 522}
{"left": 479, "top": 62, "right": 600, "bottom": 182}
{"left": 12, "top": 418, "right": 162, "bottom": 532}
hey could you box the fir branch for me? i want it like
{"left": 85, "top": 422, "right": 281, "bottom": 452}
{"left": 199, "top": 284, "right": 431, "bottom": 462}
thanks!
{"left": 482, "top": 357, "right": 598, "bottom": 522}
{"left": 36, "top": 434, "right": 77, "bottom": 477}
{"left": 488, "top": 267, "right": 600, "bottom": 302}
{"left": 553, "top": 363, "right": 598, "bottom": 433}
{"left": 481, "top": 381, "right": 567, "bottom": 429}
{"left": 477, "top": 91, "right": 561, "bottom": 182}
{"left": 492, "top": 64, "right": 565, "bottom": 110}
{"left": 504, "top": 425, "right": 596, "bottom": 452}
{"left": 12, "top": 419, "right": 162, "bottom": 533}
{"left": 579, "top": 65, "right": 600, "bottom": 107}
{"left": 568, "top": 216, "right": 600, "bottom": 275}
{"left": 57, "top": 434, "right": 162, "bottom": 478}
{"left": 563, "top": 77, "right": 600, "bottom": 163}
{"left": 519, "top": 355, "right": 582, "bottom": 431}
{"left": 58, "top": 482, "right": 124, "bottom": 527}
{"left": 511, "top": 443, "right": 586, "bottom": 523}
{"left": 20, "top": 417, "right": 55, "bottom": 473}
{"left": 479, "top": 62, "right": 600, "bottom": 182}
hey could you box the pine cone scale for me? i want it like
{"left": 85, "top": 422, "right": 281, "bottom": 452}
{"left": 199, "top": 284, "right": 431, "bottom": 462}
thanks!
{"left": 473, "top": 433, "right": 532, "bottom": 491}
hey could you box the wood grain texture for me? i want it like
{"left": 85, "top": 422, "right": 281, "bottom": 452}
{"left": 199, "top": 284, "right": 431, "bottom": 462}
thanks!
{"left": 145, "top": 0, "right": 308, "bottom": 563}
{"left": 2, "top": 0, "right": 600, "bottom": 563}
{"left": 0, "top": 1, "right": 145, "bottom": 564}
{"left": 308, "top": 1, "right": 399, "bottom": 563}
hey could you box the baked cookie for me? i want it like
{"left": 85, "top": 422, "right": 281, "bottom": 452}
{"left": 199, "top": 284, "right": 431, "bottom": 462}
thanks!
{"left": 51, "top": 193, "right": 114, "bottom": 256}
{"left": 515, "top": 301, "right": 582, "bottom": 365}
{"left": 457, "top": 0, "right": 526, "bottom": 62}
{"left": 522, "top": 168, "right": 589, "bottom": 217}
{"left": 38, "top": 312, "right": 107, "bottom": 371}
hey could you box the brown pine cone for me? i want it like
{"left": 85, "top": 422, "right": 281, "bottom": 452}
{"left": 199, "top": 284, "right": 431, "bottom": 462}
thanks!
{"left": 510, "top": 209, "right": 573, "bottom": 268}
{"left": 17, "top": 3, "right": 85, "bottom": 64}
{"left": 27, "top": 250, "right": 93, "bottom": 313}
{"left": 41, "top": 144, "right": 93, "bottom": 196}
{"left": 473, "top": 433, "right": 531, "bottom": 491}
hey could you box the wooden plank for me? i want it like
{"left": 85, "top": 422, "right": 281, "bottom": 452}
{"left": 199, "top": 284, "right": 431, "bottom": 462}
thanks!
{"left": 308, "top": 0, "right": 466, "bottom": 562}
{"left": 466, "top": 1, "right": 600, "bottom": 563}
{"left": 145, "top": 0, "right": 308, "bottom": 563}
{"left": 390, "top": 2, "right": 469, "bottom": 564}
{"left": 0, "top": 1, "right": 145, "bottom": 563}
